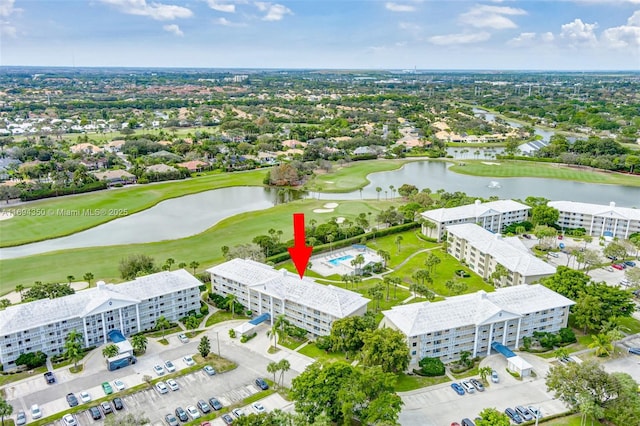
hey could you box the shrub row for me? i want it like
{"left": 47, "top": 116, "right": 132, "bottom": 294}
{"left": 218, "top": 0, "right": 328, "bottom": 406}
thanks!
{"left": 21, "top": 181, "right": 108, "bottom": 201}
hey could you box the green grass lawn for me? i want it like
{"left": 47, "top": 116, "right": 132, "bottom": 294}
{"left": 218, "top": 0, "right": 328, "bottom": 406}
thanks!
{"left": 449, "top": 160, "right": 640, "bottom": 187}
{"left": 539, "top": 414, "right": 604, "bottom": 426}
{"left": 394, "top": 372, "right": 450, "bottom": 392}
{"left": 0, "top": 198, "right": 389, "bottom": 295}
{"left": 306, "top": 159, "right": 413, "bottom": 193}
{"left": 0, "top": 168, "right": 269, "bottom": 247}
{"left": 298, "top": 342, "right": 349, "bottom": 363}
{"left": 205, "top": 311, "right": 235, "bottom": 327}
{"left": 618, "top": 316, "right": 640, "bottom": 335}
{"left": 366, "top": 230, "right": 440, "bottom": 268}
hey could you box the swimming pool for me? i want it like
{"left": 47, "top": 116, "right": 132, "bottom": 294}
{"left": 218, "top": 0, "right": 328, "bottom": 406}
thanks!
{"left": 328, "top": 255, "right": 354, "bottom": 266}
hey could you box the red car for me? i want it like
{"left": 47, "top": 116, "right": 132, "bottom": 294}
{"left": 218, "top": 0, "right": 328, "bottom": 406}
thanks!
{"left": 451, "top": 423, "right": 461, "bottom": 426}
{"left": 612, "top": 264, "right": 624, "bottom": 270}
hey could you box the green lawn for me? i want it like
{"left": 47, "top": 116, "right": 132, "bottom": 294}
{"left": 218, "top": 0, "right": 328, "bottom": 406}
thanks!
{"left": 394, "top": 372, "right": 450, "bottom": 392}
{"left": 618, "top": 316, "right": 640, "bottom": 335}
{"left": 205, "top": 311, "right": 235, "bottom": 327}
{"left": 0, "top": 168, "right": 269, "bottom": 247}
{"left": 305, "top": 159, "right": 413, "bottom": 193}
{"left": 0, "top": 198, "right": 388, "bottom": 295}
{"left": 539, "top": 414, "right": 604, "bottom": 426}
{"left": 298, "top": 342, "right": 349, "bottom": 363}
{"left": 449, "top": 160, "right": 640, "bottom": 187}
{"left": 366, "top": 230, "right": 440, "bottom": 268}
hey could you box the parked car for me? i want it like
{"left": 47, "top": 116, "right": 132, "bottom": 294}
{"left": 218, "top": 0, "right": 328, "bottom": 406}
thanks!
{"left": 183, "top": 355, "right": 195, "bottom": 366}
{"left": 102, "top": 381, "right": 113, "bottom": 395}
{"left": 209, "top": 397, "right": 223, "bottom": 410}
{"left": 604, "top": 266, "right": 614, "bottom": 272}
{"left": 461, "top": 419, "right": 475, "bottom": 426}
{"left": 527, "top": 406, "right": 542, "bottom": 420}
{"left": 44, "top": 371, "right": 56, "bottom": 384}
{"left": 470, "top": 378, "right": 484, "bottom": 392}
{"left": 232, "top": 408, "right": 245, "bottom": 418}
{"left": 175, "top": 407, "right": 188, "bottom": 422}
{"left": 113, "top": 379, "right": 126, "bottom": 391}
{"left": 112, "top": 397, "right": 124, "bottom": 410}
{"left": 255, "top": 377, "right": 269, "bottom": 390}
{"left": 167, "top": 378, "right": 179, "bottom": 391}
{"left": 461, "top": 380, "right": 475, "bottom": 394}
{"left": 620, "top": 279, "right": 631, "bottom": 286}
{"left": 186, "top": 405, "right": 201, "bottom": 419}
{"left": 505, "top": 408, "right": 523, "bottom": 424}
{"left": 624, "top": 261, "right": 636, "bottom": 267}
{"left": 100, "top": 401, "right": 113, "bottom": 415}
{"left": 490, "top": 370, "right": 499, "bottom": 383}
{"left": 548, "top": 251, "right": 559, "bottom": 258}
{"left": 451, "top": 383, "right": 465, "bottom": 395}
{"left": 156, "top": 381, "right": 169, "bottom": 394}
{"left": 79, "top": 391, "right": 91, "bottom": 403}
{"left": 516, "top": 406, "right": 534, "bottom": 421}
{"left": 88, "top": 406, "right": 102, "bottom": 420}
{"left": 164, "top": 360, "right": 176, "bottom": 373}
{"left": 31, "top": 405, "right": 42, "bottom": 420}
{"left": 178, "top": 333, "right": 189, "bottom": 343}
{"left": 203, "top": 365, "right": 216, "bottom": 376}
{"left": 66, "top": 392, "right": 79, "bottom": 407}
{"left": 197, "top": 399, "right": 211, "bottom": 414}
{"left": 612, "top": 263, "right": 625, "bottom": 270}
{"left": 15, "top": 410, "right": 26, "bottom": 426}
{"left": 253, "top": 402, "right": 266, "bottom": 413}
{"left": 153, "top": 364, "right": 166, "bottom": 375}
{"left": 606, "top": 255, "right": 618, "bottom": 261}
{"left": 628, "top": 347, "right": 640, "bottom": 355}
{"left": 221, "top": 413, "right": 234, "bottom": 424}
{"left": 62, "top": 413, "right": 78, "bottom": 426}
{"left": 164, "top": 413, "right": 179, "bottom": 426}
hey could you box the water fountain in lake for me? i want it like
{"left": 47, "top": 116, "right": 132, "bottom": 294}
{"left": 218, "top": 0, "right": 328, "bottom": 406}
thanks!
{"left": 488, "top": 181, "right": 502, "bottom": 189}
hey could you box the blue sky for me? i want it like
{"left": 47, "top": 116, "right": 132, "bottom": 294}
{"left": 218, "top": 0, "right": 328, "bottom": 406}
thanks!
{"left": 1, "top": 0, "right": 639, "bottom": 70}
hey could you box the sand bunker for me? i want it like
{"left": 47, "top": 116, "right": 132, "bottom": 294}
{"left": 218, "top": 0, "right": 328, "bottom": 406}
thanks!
{"left": 482, "top": 162, "right": 501, "bottom": 166}
{"left": 313, "top": 208, "right": 334, "bottom": 213}
{"left": 323, "top": 202, "right": 339, "bottom": 208}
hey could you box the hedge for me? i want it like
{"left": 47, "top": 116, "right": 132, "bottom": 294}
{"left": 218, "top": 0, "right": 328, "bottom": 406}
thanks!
{"left": 21, "top": 181, "right": 108, "bottom": 201}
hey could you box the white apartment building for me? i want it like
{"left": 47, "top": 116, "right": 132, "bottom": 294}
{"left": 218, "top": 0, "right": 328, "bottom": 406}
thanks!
{"left": 549, "top": 200, "right": 640, "bottom": 240}
{"left": 0, "top": 270, "right": 202, "bottom": 370}
{"left": 447, "top": 223, "right": 556, "bottom": 286}
{"left": 420, "top": 199, "right": 530, "bottom": 241}
{"left": 381, "top": 285, "right": 574, "bottom": 365}
{"left": 207, "top": 259, "right": 370, "bottom": 337}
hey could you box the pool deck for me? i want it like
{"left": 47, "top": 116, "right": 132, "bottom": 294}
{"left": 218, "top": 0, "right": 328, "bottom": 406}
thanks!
{"left": 310, "top": 247, "right": 383, "bottom": 278}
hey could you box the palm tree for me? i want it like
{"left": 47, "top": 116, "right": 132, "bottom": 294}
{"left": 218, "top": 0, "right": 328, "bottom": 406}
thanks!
{"left": 327, "top": 234, "right": 335, "bottom": 253}
{"left": 267, "top": 361, "right": 279, "bottom": 387}
{"left": 589, "top": 333, "right": 614, "bottom": 357}
{"left": 102, "top": 344, "right": 119, "bottom": 358}
{"left": 131, "top": 334, "right": 148, "bottom": 355}
{"left": 377, "top": 250, "right": 390, "bottom": 268}
{"left": 178, "top": 262, "right": 187, "bottom": 270}
{"left": 269, "top": 314, "right": 289, "bottom": 349}
{"left": 165, "top": 258, "right": 175, "bottom": 270}
{"left": 189, "top": 261, "right": 200, "bottom": 275}
{"left": 389, "top": 185, "right": 395, "bottom": 199}
{"left": 66, "top": 275, "right": 75, "bottom": 284}
{"left": 395, "top": 235, "right": 403, "bottom": 253}
{"left": 478, "top": 366, "right": 492, "bottom": 383}
{"left": 277, "top": 359, "right": 290, "bottom": 388}
{"left": 83, "top": 272, "right": 94, "bottom": 286}
{"left": 375, "top": 186, "right": 382, "bottom": 201}
{"left": 15, "top": 284, "right": 24, "bottom": 302}
{"left": 226, "top": 294, "right": 238, "bottom": 318}
{"left": 155, "top": 316, "right": 171, "bottom": 339}
{"left": 64, "top": 329, "right": 84, "bottom": 371}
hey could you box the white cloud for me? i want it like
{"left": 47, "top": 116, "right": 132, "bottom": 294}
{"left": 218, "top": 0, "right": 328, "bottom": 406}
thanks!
{"left": 459, "top": 5, "right": 527, "bottom": 30}
{"left": 601, "top": 11, "right": 640, "bottom": 48}
{"left": 100, "top": 0, "right": 193, "bottom": 21}
{"left": 214, "top": 17, "right": 246, "bottom": 26}
{"left": 163, "top": 23, "right": 183, "bottom": 36}
{"left": 0, "top": 0, "right": 17, "bottom": 17}
{"left": 541, "top": 31, "right": 555, "bottom": 42}
{"left": 0, "top": 20, "right": 16, "bottom": 37}
{"left": 385, "top": 2, "right": 415, "bottom": 12}
{"left": 508, "top": 31, "right": 555, "bottom": 46}
{"left": 428, "top": 31, "right": 491, "bottom": 45}
{"left": 254, "top": 2, "right": 292, "bottom": 21}
{"left": 206, "top": 1, "right": 235, "bottom": 13}
{"left": 560, "top": 18, "right": 598, "bottom": 46}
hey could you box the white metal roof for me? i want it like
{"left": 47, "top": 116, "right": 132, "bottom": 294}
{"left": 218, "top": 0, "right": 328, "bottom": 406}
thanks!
{"left": 0, "top": 269, "right": 202, "bottom": 336}
{"left": 447, "top": 223, "right": 556, "bottom": 277}
{"left": 549, "top": 200, "right": 640, "bottom": 221}
{"left": 382, "top": 284, "right": 574, "bottom": 337}
{"left": 207, "top": 259, "right": 370, "bottom": 318}
{"left": 420, "top": 199, "right": 530, "bottom": 223}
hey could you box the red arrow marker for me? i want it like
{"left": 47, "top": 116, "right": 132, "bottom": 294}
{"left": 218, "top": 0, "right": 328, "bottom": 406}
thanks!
{"left": 288, "top": 213, "right": 313, "bottom": 279}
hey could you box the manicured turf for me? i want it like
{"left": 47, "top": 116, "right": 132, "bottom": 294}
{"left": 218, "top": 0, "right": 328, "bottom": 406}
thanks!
{"left": 449, "top": 160, "right": 640, "bottom": 187}
{"left": 298, "top": 342, "right": 348, "bottom": 363}
{"left": 0, "top": 168, "right": 268, "bottom": 247}
{"left": 394, "top": 372, "right": 450, "bottom": 392}
{"left": 0, "top": 199, "right": 389, "bottom": 295}
{"left": 306, "top": 159, "right": 413, "bottom": 193}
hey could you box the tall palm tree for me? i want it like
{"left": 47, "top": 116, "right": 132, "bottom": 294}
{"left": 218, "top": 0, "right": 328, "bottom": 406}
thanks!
{"left": 83, "top": 272, "right": 94, "bottom": 286}
{"left": 189, "top": 261, "right": 200, "bottom": 275}
{"left": 155, "top": 316, "right": 171, "bottom": 339}
{"left": 226, "top": 294, "right": 238, "bottom": 318}
{"left": 64, "top": 329, "right": 84, "bottom": 371}
{"left": 267, "top": 361, "right": 279, "bottom": 387}
{"left": 395, "top": 235, "right": 403, "bottom": 253}
{"left": 588, "top": 333, "right": 614, "bottom": 357}
{"left": 277, "top": 359, "right": 290, "bottom": 388}
{"left": 377, "top": 250, "right": 391, "bottom": 268}
{"left": 375, "top": 187, "right": 382, "bottom": 201}
{"left": 15, "top": 284, "right": 24, "bottom": 302}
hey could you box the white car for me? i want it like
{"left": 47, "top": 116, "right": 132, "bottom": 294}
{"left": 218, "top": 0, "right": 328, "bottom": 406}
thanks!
{"left": 253, "top": 402, "right": 266, "bottom": 413}
{"left": 79, "top": 391, "right": 91, "bottom": 403}
{"left": 490, "top": 370, "right": 499, "bottom": 383}
{"left": 31, "top": 404, "right": 42, "bottom": 420}
{"left": 155, "top": 381, "right": 169, "bottom": 394}
{"left": 461, "top": 380, "right": 475, "bottom": 394}
{"left": 232, "top": 408, "right": 245, "bottom": 418}
{"left": 113, "top": 379, "right": 125, "bottom": 391}
{"left": 178, "top": 333, "right": 189, "bottom": 343}
{"left": 186, "top": 405, "right": 201, "bottom": 419}
{"left": 62, "top": 413, "right": 78, "bottom": 426}
{"left": 153, "top": 364, "right": 165, "bottom": 376}
{"left": 182, "top": 355, "right": 195, "bottom": 366}
{"left": 164, "top": 360, "right": 176, "bottom": 372}
{"left": 166, "top": 378, "right": 179, "bottom": 391}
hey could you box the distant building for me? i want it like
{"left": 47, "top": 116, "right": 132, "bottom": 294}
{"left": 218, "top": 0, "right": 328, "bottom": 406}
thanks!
{"left": 447, "top": 223, "right": 556, "bottom": 286}
{"left": 420, "top": 199, "right": 531, "bottom": 241}
{"left": 549, "top": 200, "right": 640, "bottom": 240}
{"left": 0, "top": 270, "right": 202, "bottom": 370}
{"left": 176, "top": 160, "right": 209, "bottom": 172}
{"left": 91, "top": 170, "right": 136, "bottom": 186}
{"left": 381, "top": 285, "right": 574, "bottom": 365}
{"left": 70, "top": 143, "right": 103, "bottom": 155}
{"left": 207, "top": 259, "right": 369, "bottom": 337}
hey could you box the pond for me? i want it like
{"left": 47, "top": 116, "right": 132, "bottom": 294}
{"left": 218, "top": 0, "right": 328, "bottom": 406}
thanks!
{"left": 2, "top": 162, "right": 638, "bottom": 259}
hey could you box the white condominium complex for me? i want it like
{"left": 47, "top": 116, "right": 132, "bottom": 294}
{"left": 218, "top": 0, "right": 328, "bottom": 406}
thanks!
{"left": 548, "top": 201, "right": 640, "bottom": 240}
{"left": 447, "top": 223, "right": 556, "bottom": 286}
{"left": 207, "top": 259, "right": 370, "bottom": 337}
{"left": 381, "top": 285, "right": 574, "bottom": 365}
{"left": 420, "top": 199, "right": 531, "bottom": 241}
{"left": 0, "top": 269, "right": 202, "bottom": 370}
